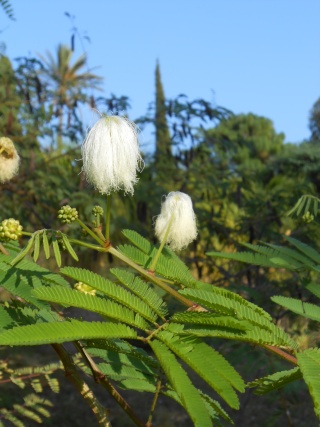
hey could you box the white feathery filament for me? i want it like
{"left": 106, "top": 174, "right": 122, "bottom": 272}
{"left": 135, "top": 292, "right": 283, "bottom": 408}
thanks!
{"left": 81, "top": 116, "right": 143, "bottom": 195}
{"left": 155, "top": 191, "right": 198, "bottom": 251}
{"left": 0, "top": 137, "right": 20, "bottom": 183}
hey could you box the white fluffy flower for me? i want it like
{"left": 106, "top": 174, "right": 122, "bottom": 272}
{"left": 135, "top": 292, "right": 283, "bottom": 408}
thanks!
{"left": 0, "top": 137, "right": 20, "bottom": 183}
{"left": 155, "top": 191, "right": 198, "bottom": 251}
{"left": 81, "top": 116, "right": 143, "bottom": 195}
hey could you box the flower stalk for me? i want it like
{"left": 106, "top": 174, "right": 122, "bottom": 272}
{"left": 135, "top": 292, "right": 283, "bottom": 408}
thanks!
{"left": 105, "top": 194, "right": 112, "bottom": 241}
{"left": 149, "top": 213, "right": 175, "bottom": 272}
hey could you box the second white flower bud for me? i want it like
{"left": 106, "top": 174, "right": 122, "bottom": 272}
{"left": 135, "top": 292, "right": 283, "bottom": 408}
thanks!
{"left": 155, "top": 191, "right": 197, "bottom": 251}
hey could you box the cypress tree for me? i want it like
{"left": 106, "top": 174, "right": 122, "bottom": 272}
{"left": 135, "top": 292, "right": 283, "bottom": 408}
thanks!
{"left": 155, "top": 61, "right": 173, "bottom": 171}
{"left": 0, "top": 55, "right": 22, "bottom": 139}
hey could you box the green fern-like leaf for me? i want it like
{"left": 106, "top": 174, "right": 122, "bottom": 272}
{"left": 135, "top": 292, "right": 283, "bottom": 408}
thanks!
{"left": 44, "top": 375, "right": 60, "bottom": 393}
{"left": 150, "top": 339, "right": 212, "bottom": 427}
{"left": 0, "top": 410, "right": 24, "bottom": 427}
{"left": 171, "top": 312, "right": 250, "bottom": 332}
{"left": 297, "top": 348, "right": 320, "bottom": 419}
{"left": 0, "top": 305, "right": 62, "bottom": 329}
{"left": 200, "top": 392, "right": 233, "bottom": 424}
{"left": 287, "top": 195, "right": 320, "bottom": 218}
{"left": 122, "top": 229, "right": 153, "bottom": 255}
{"left": 60, "top": 267, "right": 158, "bottom": 324}
{"left": 8, "top": 361, "right": 62, "bottom": 395}
{"left": 121, "top": 230, "right": 196, "bottom": 286}
{"left": 179, "top": 289, "right": 297, "bottom": 349}
{"left": 240, "top": 242, "right": 312, "bottom": 269}
{"left": 285, "top": 236, "right": 320, "bottom": 265}
{"left": 117, "top": 244, "right": 151, "bottom": 266}
{"left": 154, "top": 255, "right": 197, "bottom": 287}
{"left": 193, "top": 281, "right": 272, "bottom": 321}
{"left": 0, "top": 267, "right": 50, "bottom": 310}
{"left": 0, "top": 320, "right": 137, "bottom": 346}
{"left": 30, "top": 378, "right": 43, "bottom": 393}
{"left": 118, "top": 378, "right": 157, "bottom": 392}
{"left": 97, "top": 361, "right": 156, "bottom": 383}
{"left": 249, "top": 367, "right": 302, "bottom": 395}
{"left": 87, "top": 346, "right": 158, "bottom": 376}
{"left": 34, "top": 286, "right": 149, "bottom": 330}
{"left": 0, "top": 252, "right": 69, "bottom": 288}
{"left": 86, "top": 338, "right": 159, "bottom": 372}
{"left": 206, "top": 250, "right": 289, "bottom": 269}
{"left": 110, "top": 268, "right": 168, "bottom": 319}
{"left": 2, "top": 240, "right": 20, "bottom": 254}
{"left": 158, "top": 331, "right": 244, "bottom": 408}
{"left": 271, "top": 296, "right": 320, "bottom": 322}
{"left": 305, "top": 282, "right": 320, "bottom": 299}
{"left": 180, "top": 289, "right": 274, "bottom": 329}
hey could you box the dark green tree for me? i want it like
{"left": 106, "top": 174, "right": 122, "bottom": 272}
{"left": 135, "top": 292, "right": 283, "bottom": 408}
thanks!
{"left": 0, "top": 55, "right": 22, "bottom": 139}
{"left": 154, "top": 61, "right": 174, "bottom": 172}
{"left": 309, "top": 97, "right": 320, "bottom": 141}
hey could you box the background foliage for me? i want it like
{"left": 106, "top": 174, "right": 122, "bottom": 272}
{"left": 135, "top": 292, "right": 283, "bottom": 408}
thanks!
{"left": 1, "top": 6, "right": 320, "bottom": 423}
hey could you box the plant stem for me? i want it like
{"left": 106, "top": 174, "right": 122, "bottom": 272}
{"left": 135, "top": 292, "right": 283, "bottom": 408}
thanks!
{"left": 0, "top": 243, "right": 9, "bottom": 255}
{"left": 146, "top": 378, "right": 162, "bottom": 427}
{"left": 149, "top": 214, "right": 175, "bottom": 272}
{"left": 262, "top": 344, "right": 298, "bottom": 365}
{"left": 52, "top": 343, "right": 111, "bottom": 427}
{"left": 105, "top": 194, "right": 112, "bottom": 241}
{"left": 68, "top": 238, "right": 107, "bottom": 252}
{"left": 75, "top": 218, "right": 105, "bottom": 245}
{"left": 74, "top": 341, "right": 145, "bottom": 427}
{"left": 108, "top": 246, "right": 194, "bottom": 308}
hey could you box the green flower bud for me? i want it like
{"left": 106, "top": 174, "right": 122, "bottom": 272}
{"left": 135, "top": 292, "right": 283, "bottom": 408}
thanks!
{"left": 57, "top": 205, "right": 78, "bottom": 224}
{"left": 302, "top": 212, "right": 314, "bottom": 223}
{"left": 92, "top": 205, "right": 104, "bottom": 217}
{"left": 0, "top": 218, "right": 23, "bottom": 241}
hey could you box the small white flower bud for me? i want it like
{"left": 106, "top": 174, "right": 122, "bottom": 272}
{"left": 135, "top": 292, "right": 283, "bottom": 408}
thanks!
{"left": 155, "top": 191, "right": 198, "bottom": 251}
{"left": 0, "top": 137, "right": 20, "bottom": 183}
{"left": 81, "top": 116, "right": 143, "bottom": 195}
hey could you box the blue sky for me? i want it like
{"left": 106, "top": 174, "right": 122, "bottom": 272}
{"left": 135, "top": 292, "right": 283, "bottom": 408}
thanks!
{"left": 1, "top": 0, "right": 320, "bottom": 150}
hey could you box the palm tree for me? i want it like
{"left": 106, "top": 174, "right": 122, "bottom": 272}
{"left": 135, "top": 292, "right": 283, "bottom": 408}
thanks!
{"left": 38, "top": 44, "right": 103, "bottom": 149}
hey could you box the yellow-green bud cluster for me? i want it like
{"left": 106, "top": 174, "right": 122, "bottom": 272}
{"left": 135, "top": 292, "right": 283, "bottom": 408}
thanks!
{"left": 57, "top": 205, "right": 78, "bottom": 224}
{"left": 302, "top": 212, "right": 314, "bottom": 223}
{"left": 0, "top": 218, "right": 23, "bottom": 241}
{"left": 92, "top": 205, "right": 104, "bottom": 217}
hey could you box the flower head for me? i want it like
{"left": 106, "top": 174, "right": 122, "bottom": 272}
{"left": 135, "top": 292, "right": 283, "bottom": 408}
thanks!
{"left": 57, "top": 205, "right": 79, "bottom": 224}
{"left": 81, "top": 116, "right": 143, "bottom": 195}
{"left": 155, "top": 191, "right": 197, "bottom": 251}
{"left": 0, "top": 218, "right": 23, "bottom": 241}
{"left": 0, "top": 137, "right": 20, "bottom": 183}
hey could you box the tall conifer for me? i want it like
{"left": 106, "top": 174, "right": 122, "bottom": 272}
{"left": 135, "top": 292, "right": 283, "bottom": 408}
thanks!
{"left": 0, "top": 55, "right": 22, "bottom": 139}
{"left": 155, "top": 61, "right": 173, "bottom": 171}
